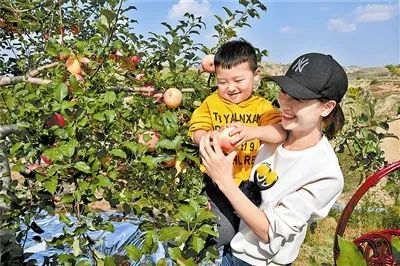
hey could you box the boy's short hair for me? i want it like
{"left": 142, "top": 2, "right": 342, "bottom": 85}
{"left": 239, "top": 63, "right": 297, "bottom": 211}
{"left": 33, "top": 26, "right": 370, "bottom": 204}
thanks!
{"left": 214, "top": 39, "right": 258, "bottom": 72}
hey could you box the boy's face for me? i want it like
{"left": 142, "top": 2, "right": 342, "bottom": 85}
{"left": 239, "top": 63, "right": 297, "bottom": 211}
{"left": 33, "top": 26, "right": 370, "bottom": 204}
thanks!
{"left": 216, "top": 61, "right": 260, "bottom": 104}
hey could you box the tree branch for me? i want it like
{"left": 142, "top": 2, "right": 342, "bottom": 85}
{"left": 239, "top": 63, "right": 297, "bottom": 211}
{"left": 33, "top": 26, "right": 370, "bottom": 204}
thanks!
{"left": 111, "top": 86, "right": 195, "bottom": 93}
{"left": 0, "top": 62, "right": 58, "bottom": 86}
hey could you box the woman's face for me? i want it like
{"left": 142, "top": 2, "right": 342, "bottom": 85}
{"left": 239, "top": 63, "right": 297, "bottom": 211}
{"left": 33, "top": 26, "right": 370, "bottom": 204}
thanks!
{"left": 277, "top": 90, "right": 329, "bottom": 134}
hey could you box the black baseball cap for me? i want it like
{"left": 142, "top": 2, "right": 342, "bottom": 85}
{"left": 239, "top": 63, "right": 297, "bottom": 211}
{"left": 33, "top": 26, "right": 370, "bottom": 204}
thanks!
{"left": 268, "top": 53, "right": 348, "bottom": 102}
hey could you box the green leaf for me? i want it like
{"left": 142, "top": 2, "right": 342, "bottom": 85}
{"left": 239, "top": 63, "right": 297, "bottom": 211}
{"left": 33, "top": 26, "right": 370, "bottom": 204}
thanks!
{"left": 392, "top": 236, "right": 400, "bottom": 262}
{"left": 44, "top": 176, "right": 58, "bottom": 195}
{"left": 61, "top": 141, "right": 76, "bottom": 157}
{"left": 72, "top": 238, "right": 81, "bottom": 256}
{"left": 110, "top": 149, "right": 127, "bottom": 159}
{"left": 175, "top": 205, "right": 196, "bottom": 223}
{"left": 159, "top": 226, "right": 191, "bottom": 245}
{"left": 61, "top": 194, "right": 74, "bottom": 204}
{"left": 156, "top": 258, "right": 168, "bottom": 266}
{"left": 104, "top": 110, "right": 116, "bottom": 123}
{"left": 167, "top": 247, "right": 182, "bottom": 260}
{"left": 76, "top": 260, "right": 91, "bottom": 266}
{"left": 101, "top": 10, "right": 115, "bottom": 24}
{"left": 104, "top": 91, "right": 116, "bottom": 104}
{"left": 141, "top": 156, "right": 158, "bottom": 168}
{"left": 222, "top": 7, "right": 233, "bottom": 17}
{"left": 74, "top": 161, "right": 91, "bottom": 173}
{"left": 198, "top": 224, "right": 218, "bottom": 237}
{"left": 190, "top": 236, "right": 205, "bottom": 254}
{"left": 125, "top": 244, "right": 142, "bottom": 261}
{"left": 336, "top": 236, "right": 367, "bottom": 266}
{"left": 104, "top": 256, "right": 116, "bottom": 266}
{"left": 196, "top": 209, "right": 215, "bottom": 223}
{"left": 43, "top": 147, "right": 64, "bottom": 161}
{"left": 54, "top": 82, "right": 68, "bottom": 102}
{"left": 93, "top": 112, "right": 106, "bottom": 121}
{"left": 59, "top": 213, "right": 73, "bottom": 227}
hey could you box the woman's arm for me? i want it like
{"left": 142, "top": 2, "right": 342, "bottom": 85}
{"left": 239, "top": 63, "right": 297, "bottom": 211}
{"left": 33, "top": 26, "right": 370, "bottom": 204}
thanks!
{"left": 199, "top": 133, "right": 271, "bottom": 242}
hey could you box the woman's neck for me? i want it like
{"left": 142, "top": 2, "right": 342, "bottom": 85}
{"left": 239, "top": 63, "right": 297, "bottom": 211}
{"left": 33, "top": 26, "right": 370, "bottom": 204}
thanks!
{"left": 283, "top": 128, "right": 323, "bottom": 151}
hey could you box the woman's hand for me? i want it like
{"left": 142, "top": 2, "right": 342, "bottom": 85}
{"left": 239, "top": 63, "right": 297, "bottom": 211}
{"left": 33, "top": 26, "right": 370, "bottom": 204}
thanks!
{"left": 199, "top": 132, "right": 237, "bottom": 189}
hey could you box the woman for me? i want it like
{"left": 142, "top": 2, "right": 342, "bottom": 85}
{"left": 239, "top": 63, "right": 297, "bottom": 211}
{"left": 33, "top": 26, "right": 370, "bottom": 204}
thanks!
{"left": 199, "top": 53, "right": 348, "bottom": 265}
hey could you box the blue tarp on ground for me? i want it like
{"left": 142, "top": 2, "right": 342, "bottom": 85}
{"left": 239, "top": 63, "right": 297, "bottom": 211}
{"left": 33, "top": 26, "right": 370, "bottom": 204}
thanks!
{"left": 22, "top": 212, "right": 169, "bottom": 265}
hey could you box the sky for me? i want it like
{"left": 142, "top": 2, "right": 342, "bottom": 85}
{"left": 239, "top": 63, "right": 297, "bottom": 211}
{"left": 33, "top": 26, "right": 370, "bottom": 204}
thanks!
{"left": 125, "top": 0, "right": 399, "bottom": 67}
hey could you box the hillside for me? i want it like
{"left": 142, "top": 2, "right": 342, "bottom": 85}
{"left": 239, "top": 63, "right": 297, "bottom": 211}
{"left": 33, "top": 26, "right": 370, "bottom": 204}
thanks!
{"left": 261, "top": 62, "right": 400, "bottom": 95}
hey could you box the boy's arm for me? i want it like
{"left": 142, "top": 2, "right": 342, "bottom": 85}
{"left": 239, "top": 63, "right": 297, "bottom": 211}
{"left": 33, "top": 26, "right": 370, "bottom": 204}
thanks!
{"left": 249, "top": 123, "right": 287, "bottom": 143}
{"left": 192, "top": 130, "right": 209, "bottom": 145}
{"left": 188, "top": 97, "right": 213, "bottom": 144}
{"left": 230, "top": 123, "right": 287, "bottom": 146}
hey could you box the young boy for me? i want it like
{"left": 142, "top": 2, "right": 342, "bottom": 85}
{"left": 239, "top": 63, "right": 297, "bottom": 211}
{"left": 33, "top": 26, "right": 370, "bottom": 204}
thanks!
{"left": 189, "top": 39, "right": 287, "bottom": 247}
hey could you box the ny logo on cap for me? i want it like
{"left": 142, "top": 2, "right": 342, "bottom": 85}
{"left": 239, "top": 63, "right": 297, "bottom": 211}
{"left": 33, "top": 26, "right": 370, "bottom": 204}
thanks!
{"left": 292, "top": 56, "right": 309, "bottom": 73}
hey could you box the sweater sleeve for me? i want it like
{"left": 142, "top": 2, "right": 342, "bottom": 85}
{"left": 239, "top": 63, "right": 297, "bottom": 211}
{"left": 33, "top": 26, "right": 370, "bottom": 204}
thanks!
{"left": 258, "top": 175, "right": 343, "bottom": 255}
{"left": 258, "top": 102, "right": 282, "bottom": 126}
{"left": 188, "top": 98, "right": 213, "bottom": 138}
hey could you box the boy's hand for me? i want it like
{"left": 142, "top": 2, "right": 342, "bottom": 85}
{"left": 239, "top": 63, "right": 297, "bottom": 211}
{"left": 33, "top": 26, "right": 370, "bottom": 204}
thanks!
{"left": 227, "top": 122, "right": 255, "bottom": 147}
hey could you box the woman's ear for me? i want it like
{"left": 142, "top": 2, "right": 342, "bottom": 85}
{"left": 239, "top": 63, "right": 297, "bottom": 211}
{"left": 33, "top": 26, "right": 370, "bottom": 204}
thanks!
{"left": 322, "top": 100, "right": 337, "bottom": 117}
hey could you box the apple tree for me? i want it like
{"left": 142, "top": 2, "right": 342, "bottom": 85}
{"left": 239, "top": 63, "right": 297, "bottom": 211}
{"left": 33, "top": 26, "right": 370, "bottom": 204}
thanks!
{"left": 0, "top": 0, "right": 268, "bottom": 265}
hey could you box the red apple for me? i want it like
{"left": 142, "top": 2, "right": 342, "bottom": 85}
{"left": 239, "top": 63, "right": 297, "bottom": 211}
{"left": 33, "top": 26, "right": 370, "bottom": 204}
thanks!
{"left": 47, "top": 113, "right": 66, "bottom": 127}
{"left": 129, "top": 55, "right": 141, "bottom": 65}
{"left": 0, "top": 18, "right": 6, "bottom": 28}
{"left": 163, "top": 87, "right": 183, "bottom": 109}
{"left": 71, "top": 25, "right": 80, "bottom": 35}
{"left": 201, "top": 54, "right": 215, "bottom": 73}
{"left": 135, "top": 73, "right": 145, "bottom": 80}
{"left": 40, "top": 154, "right": 53, "bottom": 165}
{"left": 73, "top": 73, "right": 84, "bottom": 82}
{"left": 217, "top": 127, "right": 237, "bottom": 154}
{"left": 160, "top": 157, "right": 176, "bottom": 168}
{"left": 153, "top": 92, "right": 164, "bottom": 103}
{"left": 77, "top": 56, "right": 90, "bottom": 65}
{"left": 137, "top": 131, "right": 160, "bottom": 151}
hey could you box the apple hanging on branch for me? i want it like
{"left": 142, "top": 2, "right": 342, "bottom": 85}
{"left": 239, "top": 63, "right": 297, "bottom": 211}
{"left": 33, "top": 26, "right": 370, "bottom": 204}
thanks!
{"left": 137, "top": 130, "right": 160, "bottom": 151}
{"left": 163, "top": 87, "right": 183, "bottom": 109}
{"left": 0, "top": 18, "right": 6, "bottom": 28}
{"left": 201, "top": 54, "right": 215, "bottom": 73}
{"left": 46, "top": 113, "right": 66, "bottom": 128}
{"left": 66, "top": 57, "right": 81, "bottom": 74}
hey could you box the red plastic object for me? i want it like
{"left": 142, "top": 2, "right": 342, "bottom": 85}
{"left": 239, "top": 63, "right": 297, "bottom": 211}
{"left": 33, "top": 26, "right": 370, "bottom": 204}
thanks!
{"left": 333, "top": 160, "right": 400, "bottom": 266}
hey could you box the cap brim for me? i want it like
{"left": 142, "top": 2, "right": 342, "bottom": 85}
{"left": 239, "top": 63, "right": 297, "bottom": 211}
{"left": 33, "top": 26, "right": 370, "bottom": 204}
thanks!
{"left": 267, "top": 76, "right": 321, "bottom": 100}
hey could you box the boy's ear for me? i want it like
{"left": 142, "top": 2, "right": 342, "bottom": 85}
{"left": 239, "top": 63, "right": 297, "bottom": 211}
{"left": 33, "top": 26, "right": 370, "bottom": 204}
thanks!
{"left": 254, "top": 68, "right": 261, "bottom": 82}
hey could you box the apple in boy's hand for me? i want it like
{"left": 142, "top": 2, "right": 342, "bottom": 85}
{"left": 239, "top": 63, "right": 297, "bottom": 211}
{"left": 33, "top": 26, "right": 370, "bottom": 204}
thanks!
{"left": 216, "top": 126, "right": 237, "bottom": 154}
{"left": 201, "top": 54, "right": 215, "bottom": 73}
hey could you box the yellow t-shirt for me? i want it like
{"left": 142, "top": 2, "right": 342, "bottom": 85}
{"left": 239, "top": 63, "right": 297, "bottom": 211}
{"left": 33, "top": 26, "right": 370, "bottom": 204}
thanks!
{"left": 189, "top": 92, "right": 281, "bottom": 185}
